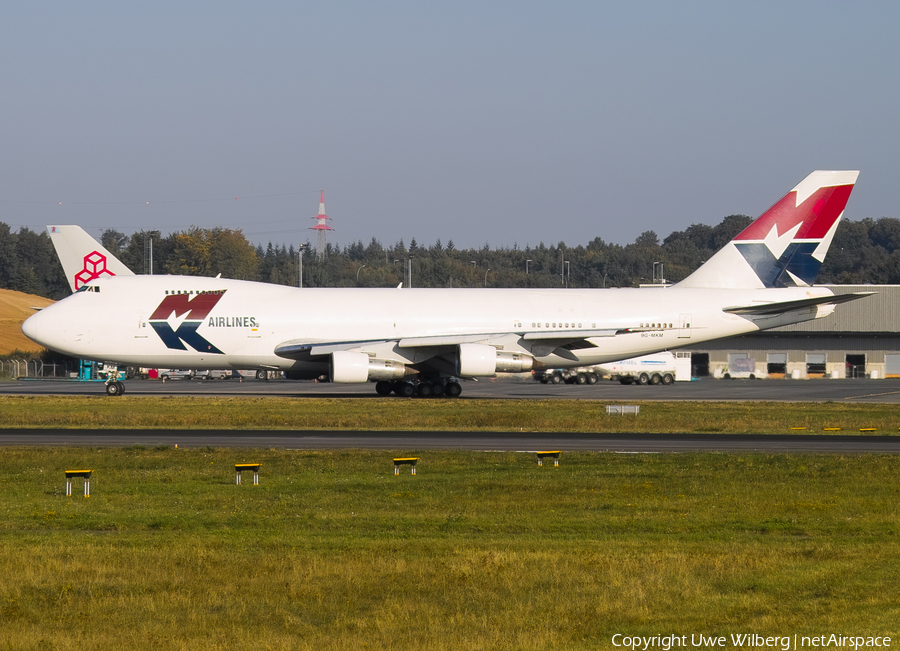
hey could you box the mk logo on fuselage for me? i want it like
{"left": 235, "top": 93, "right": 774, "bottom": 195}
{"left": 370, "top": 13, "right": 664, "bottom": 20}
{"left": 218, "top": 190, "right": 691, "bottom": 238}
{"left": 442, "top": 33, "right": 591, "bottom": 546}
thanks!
{"left": 149, "top": 292, "right": 227, "bottom": 354}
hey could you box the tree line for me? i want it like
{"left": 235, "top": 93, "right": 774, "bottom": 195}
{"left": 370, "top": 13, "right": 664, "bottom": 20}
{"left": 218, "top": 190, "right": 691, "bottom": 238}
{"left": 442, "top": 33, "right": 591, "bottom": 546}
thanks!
{"left": 2, "top": 215, "right": 899, "bottom": 300}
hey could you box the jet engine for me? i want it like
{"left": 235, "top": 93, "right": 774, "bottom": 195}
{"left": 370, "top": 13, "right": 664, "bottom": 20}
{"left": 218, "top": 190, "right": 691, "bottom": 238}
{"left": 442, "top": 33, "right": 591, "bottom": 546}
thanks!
{"left": 330, "top": 351, "right": 414, "bottom": 383}
{"left": 455, "top": 343, "right": 533, "bottom": 376}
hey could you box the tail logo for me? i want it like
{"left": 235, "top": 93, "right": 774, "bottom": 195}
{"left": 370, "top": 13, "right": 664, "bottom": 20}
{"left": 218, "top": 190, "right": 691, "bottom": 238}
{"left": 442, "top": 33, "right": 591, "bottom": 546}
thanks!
{"left": 149, "top": 292, "right": 226, "bottom": 355}
{"left": 733, "top": 184, "right": 853, "bottom": 288}
{"left": 74, "top": 251, "right": 115, "bottom": 290}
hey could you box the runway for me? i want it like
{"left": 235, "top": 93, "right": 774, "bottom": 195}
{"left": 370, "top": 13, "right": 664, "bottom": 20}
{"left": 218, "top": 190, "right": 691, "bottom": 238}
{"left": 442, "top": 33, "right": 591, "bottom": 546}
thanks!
{"left": 4, "top": 377, "right": 900, "bottom": 403}
{"left": 1, "top": 429, "right": 899, "bottom": 453}
{"left": 3, "top": 378, "right": 900, "bottom": 452}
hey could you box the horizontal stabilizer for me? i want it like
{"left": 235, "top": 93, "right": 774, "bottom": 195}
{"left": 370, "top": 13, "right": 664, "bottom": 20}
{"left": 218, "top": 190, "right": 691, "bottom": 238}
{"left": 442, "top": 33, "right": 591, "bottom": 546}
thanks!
{"left": 723, "top": 292, "right": 874, "bottom": 316}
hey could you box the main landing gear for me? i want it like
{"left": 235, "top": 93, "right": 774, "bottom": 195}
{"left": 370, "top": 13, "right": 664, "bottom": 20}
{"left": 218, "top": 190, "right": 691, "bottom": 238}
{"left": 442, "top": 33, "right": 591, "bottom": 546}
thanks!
{"left": 374, "top": 379, "right": 463, "bottom": 398}
{"left": 105, "top": 380, "right": 125, "bottom": 396}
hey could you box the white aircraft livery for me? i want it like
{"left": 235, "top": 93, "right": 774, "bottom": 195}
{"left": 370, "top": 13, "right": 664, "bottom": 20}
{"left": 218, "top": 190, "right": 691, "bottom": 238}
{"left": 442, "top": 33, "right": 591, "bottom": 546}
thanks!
{"left": 24, "top": 171, "right": 871, "bottom": 397}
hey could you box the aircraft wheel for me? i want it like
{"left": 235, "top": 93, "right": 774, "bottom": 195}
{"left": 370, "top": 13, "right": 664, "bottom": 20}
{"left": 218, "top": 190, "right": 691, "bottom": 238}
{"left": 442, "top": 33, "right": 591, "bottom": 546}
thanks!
{"left": 394, "top": 382, "right": 416, "bottom": 398}
{"left": 587, "top": 373, "right": 599, "bottom": 385}
{"left": 638, "top": 373, "right": 650, "bottom": 385}
{"left": 375, "top": 381, "right": 393, "bottom": 396}
{"left": 106, "top": 382, "right": 122, "bottom": 396}
{"left": 549, "top": 374, "right": 562, "bottom": 385}
{"left": 117, "top": 381, "right": 125, "bottom": 395}
{"left": 650, "top": 374, "right": 662, "bottom": 385}
{"left": 662, "top": 373, "right": 675, "bottom": 386}
{"left": 416, "top": 383, "right": 433, "bottom": 398}
{"left": 575, "top": 373, "right": 587, "bottom": 385}
{"left": 445, "top": 382, "right": 462, "bottom": 398}
{"left": 256, "top": 370, "right": 268, "bottom": 381}
{"left": 430, "top": 382, "right": 445, "bottom": 397}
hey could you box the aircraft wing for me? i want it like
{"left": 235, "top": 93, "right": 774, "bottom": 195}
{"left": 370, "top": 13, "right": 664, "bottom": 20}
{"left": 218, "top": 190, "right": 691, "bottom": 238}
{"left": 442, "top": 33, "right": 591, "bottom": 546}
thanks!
{"left": 275, "top": 339, "right": 394, "bottom": 359}
{"left": 723, "top": 292, "right": 874, "bottom": 316}
{"left": 274, "top": 328, "right": 623, "bottom": 361}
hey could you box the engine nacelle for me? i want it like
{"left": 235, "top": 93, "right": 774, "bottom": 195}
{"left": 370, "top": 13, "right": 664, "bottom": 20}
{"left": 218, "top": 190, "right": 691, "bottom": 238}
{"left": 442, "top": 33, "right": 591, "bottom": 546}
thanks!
{"left": 456, "top": 343, "right": 497, "bottom": 376}
{"left": 330, "top": 351, "right": 413, "bottom": 383}
{"left": 331, "top": 351, "right": 369, "bottom": 383}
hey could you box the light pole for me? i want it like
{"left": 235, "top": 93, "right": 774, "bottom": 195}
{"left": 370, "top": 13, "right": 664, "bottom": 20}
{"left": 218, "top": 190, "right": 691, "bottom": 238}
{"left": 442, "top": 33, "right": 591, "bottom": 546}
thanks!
{"left": 565, "top": 260, "right": 570, "bottom": 288}
{"left": 297, "top": 244, "right": 308, "bottom": 288}
{"left": 356, "top": 264, "right": 366, "bottom": 284}
{"left": 484, "top": 268, "right": 491, "bottom": 287}
{"left": 525, "top": 259, "right": 532, "bottom": 274}
{"left": 408, "top": 255, "right": 413, "bottom": 288}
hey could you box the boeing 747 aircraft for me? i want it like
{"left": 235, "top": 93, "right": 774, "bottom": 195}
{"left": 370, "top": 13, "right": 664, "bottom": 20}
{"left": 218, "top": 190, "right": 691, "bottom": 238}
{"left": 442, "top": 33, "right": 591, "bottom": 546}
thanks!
{"left": 24, "top": 171, "right": 870, "bottom": 397}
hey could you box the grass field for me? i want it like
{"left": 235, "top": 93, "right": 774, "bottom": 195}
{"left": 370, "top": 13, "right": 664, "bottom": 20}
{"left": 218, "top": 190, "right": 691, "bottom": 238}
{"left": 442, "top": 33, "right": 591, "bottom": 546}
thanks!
{"left": 0, "top": 288, "right": 53, "bottom": 355}
{"left": 1, "top": 395, "right": 900, "bottom": 434}
{"left": 1, "top": 446, "right": 898, "bottom": 650}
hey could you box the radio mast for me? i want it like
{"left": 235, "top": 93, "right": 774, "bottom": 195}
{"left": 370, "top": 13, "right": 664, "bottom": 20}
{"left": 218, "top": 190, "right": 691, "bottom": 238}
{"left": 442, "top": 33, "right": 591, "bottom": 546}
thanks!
{"left": 310, "top": 190, "right": 333, "bottom": 261}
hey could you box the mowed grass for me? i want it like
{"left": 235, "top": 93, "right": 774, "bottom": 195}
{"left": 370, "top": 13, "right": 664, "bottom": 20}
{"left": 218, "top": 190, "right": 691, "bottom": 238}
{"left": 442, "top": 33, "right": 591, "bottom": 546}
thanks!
{"left": 1, "top": 447, "right": 899, "bottom": 650}
{"left": 1, "top": 395, "right": 900, "bottom": 433}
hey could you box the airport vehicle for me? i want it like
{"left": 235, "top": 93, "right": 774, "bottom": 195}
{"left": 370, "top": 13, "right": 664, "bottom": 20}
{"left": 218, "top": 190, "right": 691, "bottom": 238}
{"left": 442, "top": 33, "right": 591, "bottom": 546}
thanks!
{"left": 534, "top": 368, "right": 600, "bottom": 385}
{"left": 197, "top": 369, "right": 231, "bottom": 380}
{"left": 600, "top": 352, "right": 678, "bottom": 385}
{"left": 158, "top": 369, "right": 195, "bottom": 381}
{"left": 534, "top": 352, "right": 680, "bottom": 386}
{"left": 24, "top": 171, "right": 871, "bottom": 397}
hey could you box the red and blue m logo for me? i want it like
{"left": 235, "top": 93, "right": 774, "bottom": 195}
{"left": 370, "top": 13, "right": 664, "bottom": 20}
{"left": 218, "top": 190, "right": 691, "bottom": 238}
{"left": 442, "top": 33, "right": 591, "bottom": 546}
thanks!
{"left": 149, "top": 292, "right": 226, "bottom": 354}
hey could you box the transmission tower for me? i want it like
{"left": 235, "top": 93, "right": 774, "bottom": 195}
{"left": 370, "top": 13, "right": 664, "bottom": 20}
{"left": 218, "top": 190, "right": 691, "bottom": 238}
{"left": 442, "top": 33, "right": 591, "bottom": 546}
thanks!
{"left": 310, "top": 190, "right": 333, "bottom": 261}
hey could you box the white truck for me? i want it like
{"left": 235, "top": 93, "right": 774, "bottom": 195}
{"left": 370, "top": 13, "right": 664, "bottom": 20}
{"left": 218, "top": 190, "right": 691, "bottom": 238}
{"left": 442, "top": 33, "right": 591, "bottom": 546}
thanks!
{"left": 599, "top": 353, "right": 679, "bottom": 385}
{"left": 534, "top": 352, "right": 686, "bottom": 386}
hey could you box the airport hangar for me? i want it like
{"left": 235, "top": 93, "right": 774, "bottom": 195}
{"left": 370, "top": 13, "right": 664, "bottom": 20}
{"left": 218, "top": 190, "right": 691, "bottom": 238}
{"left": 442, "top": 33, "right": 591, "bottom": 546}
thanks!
{"left": 684, "top": 285, "right": 900, "bottom": 380}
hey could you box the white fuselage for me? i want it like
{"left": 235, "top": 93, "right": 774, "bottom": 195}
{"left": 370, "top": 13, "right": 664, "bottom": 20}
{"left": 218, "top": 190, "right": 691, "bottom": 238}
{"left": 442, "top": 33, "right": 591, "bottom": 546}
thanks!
{"left": 22, "top": 275, "right": 834, "bottom": 378}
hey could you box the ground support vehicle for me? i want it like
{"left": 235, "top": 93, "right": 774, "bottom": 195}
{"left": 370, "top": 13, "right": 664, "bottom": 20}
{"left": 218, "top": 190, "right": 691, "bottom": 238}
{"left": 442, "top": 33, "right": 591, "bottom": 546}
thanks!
{"left": 534, "top": 352, "right": 680, "bottom": 387}
{"left": 600, "top": 353, "right": 678, "bottom": 385}
{"left": 534, "top": 369, "right": 600, "bottom": 385}
{"left": 158, "top": 369, "right": 195, "bottom": 381}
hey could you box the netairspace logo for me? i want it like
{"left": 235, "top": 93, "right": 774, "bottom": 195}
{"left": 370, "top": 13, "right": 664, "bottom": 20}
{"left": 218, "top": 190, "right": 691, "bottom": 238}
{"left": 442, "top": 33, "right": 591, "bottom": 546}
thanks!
{"left": 611, "top": 633, "right": 892, "bottom": 650}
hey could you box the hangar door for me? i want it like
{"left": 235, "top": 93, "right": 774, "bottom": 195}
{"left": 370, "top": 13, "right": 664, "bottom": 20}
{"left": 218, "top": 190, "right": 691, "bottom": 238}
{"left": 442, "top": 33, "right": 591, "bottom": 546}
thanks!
{"left": 886, "top": 354, "right": 900, "bottom": 378}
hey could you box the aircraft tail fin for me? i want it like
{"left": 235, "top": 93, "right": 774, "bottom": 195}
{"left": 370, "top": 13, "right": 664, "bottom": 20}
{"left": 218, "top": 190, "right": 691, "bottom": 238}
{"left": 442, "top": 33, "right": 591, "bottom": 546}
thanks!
{"left": 47, "top": 225, "right": 135, "bottom": 293}
{"left": 675, "top": 171, "right": 859, "bottom": 290}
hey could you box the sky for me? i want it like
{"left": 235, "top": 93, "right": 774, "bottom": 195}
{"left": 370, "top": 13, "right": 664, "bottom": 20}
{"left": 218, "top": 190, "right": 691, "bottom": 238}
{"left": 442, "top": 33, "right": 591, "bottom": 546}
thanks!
{"left": 2, "top": 1, "right": 899, "bottom": 251}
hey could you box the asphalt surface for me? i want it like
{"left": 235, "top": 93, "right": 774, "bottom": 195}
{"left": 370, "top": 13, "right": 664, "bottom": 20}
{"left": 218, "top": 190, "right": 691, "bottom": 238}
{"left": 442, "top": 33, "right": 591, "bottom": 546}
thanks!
{"left": 3, "top": 377, "right": 900, "bottom": 452}
{"left": 1, "top": 429, "right": 899, "bottom": 453}
{"left": 4, "top": 377, "right": 900, "bottom": 402}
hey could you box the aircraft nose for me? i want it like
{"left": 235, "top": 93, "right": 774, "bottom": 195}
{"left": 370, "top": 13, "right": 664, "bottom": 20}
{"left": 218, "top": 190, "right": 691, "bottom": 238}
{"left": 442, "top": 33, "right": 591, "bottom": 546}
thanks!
{"left": 21, "top": 310, "right": 44, "bottom": 345}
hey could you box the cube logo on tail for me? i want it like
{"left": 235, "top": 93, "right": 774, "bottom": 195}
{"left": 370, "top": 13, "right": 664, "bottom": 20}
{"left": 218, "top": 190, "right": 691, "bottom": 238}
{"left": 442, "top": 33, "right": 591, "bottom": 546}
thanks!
{"left": 149, "top": 292, "right": 226, "bottom": 354}
{"left": 75, "top": 251, "right": 116, "bottom": 290}
{"left": 732, "top": 182, "right": 855, "bottom": 288}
